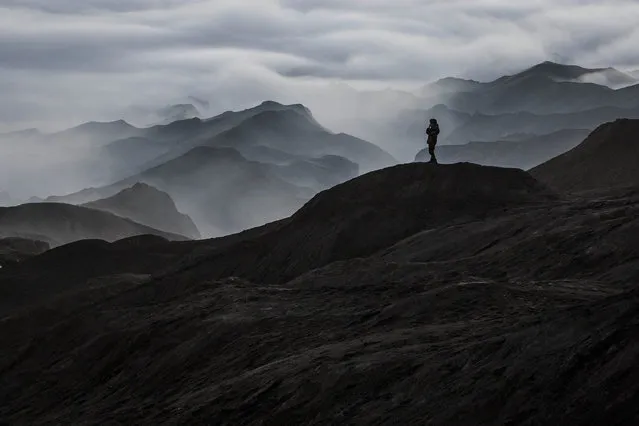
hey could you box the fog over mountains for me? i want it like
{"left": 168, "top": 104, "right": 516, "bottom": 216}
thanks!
{"left": 2, "top": 60, "right": 639, "bottom": 240}
{"left": 2, "top": 45, "right": 639, "bottom": 423}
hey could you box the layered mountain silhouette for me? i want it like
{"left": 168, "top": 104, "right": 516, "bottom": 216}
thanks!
{"left": 0, "top": 203, "right": 189, "bottom": 247}
{"left": 501, "top": 61, "right": 636, "bottom": 86}
{"left": 51, "top": 142, "right": 364, "bottom": 236}
{"left": 83, "top": 183, "right": 200, "bottom": 239}
{"left": 103, "top": 147, "right": 310, "bottom": 236}
{"left": 97, "top": 101, "right": 394, "bottom": 187}
{"left": 444, "top": 104, "right": 639, "bottom": 145}
{"left": 135, "top": 102, "right": 395, "bottom": 173}
{"left": 4, "top": 59, "right": 639, "bottom": 424}
{"left": 415, "top": 129, "right": 591, "bottom": 169}
{"left": 50, "top": 119, "right": 141, "bottom": 146}
{"left": 2, "top": 151, "right": 639, "bottom": 424}
{"left": 165, "top": 162, "right": 557, "bottom": 284}
{"left": 355, "top": 91, "right": 639, "bottom": 162}
{"left": 428, "top": 62, "right": 639, "bottom": 115}
{"left": 531, "top": 119, "right": 639, "bottom": 192}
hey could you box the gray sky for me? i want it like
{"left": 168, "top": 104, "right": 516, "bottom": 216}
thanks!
{"left": 2, "top": 0, "right": 639, "bottom": 131}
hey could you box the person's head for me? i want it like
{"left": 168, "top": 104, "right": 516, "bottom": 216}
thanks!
{"left": 429, "top": 118, "right": 437, "bottom": 124}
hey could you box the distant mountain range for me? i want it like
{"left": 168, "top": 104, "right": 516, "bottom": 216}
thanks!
{"left": 3, "top": 61, "right": 639, "bottom": 425}
{"left": 3, "top": 60, "right": 639, "bottom": 241}
{"left": 83, "top": 183, "right": 200, "bottom": 239}
{"left": 416, "top": 129, "right": 591, "bottom": 170}
{"left": 342, "top": 62, "right": 639, "bottom": 161}
{"left": 423, "top": 61, "right": 639, "bottom": 115}
{"left": 0, "top": 203, "right": 188, "bottom": 247}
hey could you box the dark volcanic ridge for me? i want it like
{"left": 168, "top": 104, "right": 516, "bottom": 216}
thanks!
{"left": 1, "top": 158, "right": 639, "bottom": 425}
{"left": 531, "top": 118, "right": 639, "bottom": 192}
{"left": 164, "top": 162, "right": 557, "bottom": 284}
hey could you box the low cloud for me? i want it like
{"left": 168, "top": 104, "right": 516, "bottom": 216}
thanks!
{"left": 1, "top": 0, "right": 639, "bottom": 132}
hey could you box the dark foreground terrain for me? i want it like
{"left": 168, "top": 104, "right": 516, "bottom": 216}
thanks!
{"left": 1, "top": 160, "right": 639, "bottom": 425}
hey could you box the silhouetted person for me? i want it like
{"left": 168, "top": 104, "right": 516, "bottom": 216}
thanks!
{"left": 426, "top": 118, "right": 440, "bottom": 163}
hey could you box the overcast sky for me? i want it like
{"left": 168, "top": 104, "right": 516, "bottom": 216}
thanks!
{"left": 2, "top": 0, "right": 639, "bottom": 131}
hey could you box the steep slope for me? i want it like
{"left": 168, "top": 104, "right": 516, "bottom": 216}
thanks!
{"left": 415, "top": 129, "right": 591, "bottom": 169}
{"left": 166, "top": 162, "right": 556, "bottom": 284}
{"left": 530, "top": 119, "right": 639, "bottom": 192}
{"left": 0, "top": 203, "right": 189, "bottom": 247}
{"left": 83, "top": 183, "right": 200, "bottom": 239}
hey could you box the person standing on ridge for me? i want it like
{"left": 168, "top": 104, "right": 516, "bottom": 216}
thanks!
{"left": 426, "top": 118, "right": 440, "bottom": 163}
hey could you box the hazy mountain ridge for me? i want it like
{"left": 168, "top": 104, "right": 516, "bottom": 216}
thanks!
{"left": 415, "top": 129, "right": 592, "bottom": 169}
{"left": 0, "top": 202, "right": 189, "bottom": 247}
{"left": 2, "top": 119, "right": 639, "bottom": 423}
{"left": 83, "top": 183, "right": 200, "bottom": 239}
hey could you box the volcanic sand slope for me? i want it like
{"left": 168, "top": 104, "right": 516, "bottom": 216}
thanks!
{"left": 0, "top": 203, "right": 189, "bottom": 247}
{"left": 2, "top": 161, "right": 639, "bottom": 424}
{"left": 531, "top": 119, "right": 639, "bottom": 192}
{"left": 83, "top": 183, "right": 200, "bottom": 239}
{"left": 164, "top": 162, "right": 557, "bottom": 284}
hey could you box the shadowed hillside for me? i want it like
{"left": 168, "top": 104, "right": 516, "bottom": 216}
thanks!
{"left": 0, "top": 237, "right": 49, "bottom": 267}
{"left": 2, "top": 159, "right": 639, "bottom": 425}
{"left": 531, "top": 119, "right": 639, "bottom": 192}
{"left": 165, "top": 162, "right": 557, "bottom": 284}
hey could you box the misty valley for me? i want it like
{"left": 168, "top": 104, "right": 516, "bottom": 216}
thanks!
{"left": 1, "top": 59, "right": 639, "bottom": 425}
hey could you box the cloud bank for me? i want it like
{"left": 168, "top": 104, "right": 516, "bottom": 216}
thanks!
{"left": 2, "top": 0, "right": 639, "bottom": 131}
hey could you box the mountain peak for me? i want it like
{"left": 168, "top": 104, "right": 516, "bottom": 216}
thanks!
{"left": 83, "top": 183, "right": 200, "bottom": 239}
{"left": 512, "top": 61, "right": 637, "bottom": 86}
{"left": 71, "top": 119, "right": 135, "bottom": 132}
{"left": 259, "top": 100, "right": 284, "bottom": 108}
